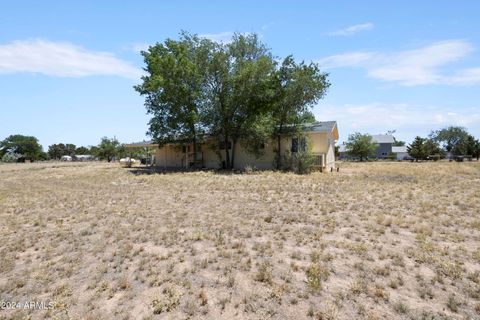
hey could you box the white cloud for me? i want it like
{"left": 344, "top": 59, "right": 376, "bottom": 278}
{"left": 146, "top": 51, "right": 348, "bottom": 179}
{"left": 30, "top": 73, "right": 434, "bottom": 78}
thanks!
{"left": 0, "top": 39, "right": 143, "bottom": 80}
{"left": 318, "top": 40, "right": 480, "bottom": 86}
{"left": 328, "top": 23, "right": 374, "bottom": 36}
{"left": 314, "top": 102, "right": 480, "bottom": 142}
{"left": 199, "top": 32, "right": 235, "bottom": 43}
{"left": 318, "top": 52, "right": 378, "bottom": 69}
{"left": 199, "top": 31, "right": 256, "bottom": 43}
{"left": 129, "top": 43, "right": 150, "bottom": 53}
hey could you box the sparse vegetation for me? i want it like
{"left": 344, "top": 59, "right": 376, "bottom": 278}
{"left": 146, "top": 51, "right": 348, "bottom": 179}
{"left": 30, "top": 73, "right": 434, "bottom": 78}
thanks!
{"left": 0, "top": 160, "right": 479, "bottom": 319}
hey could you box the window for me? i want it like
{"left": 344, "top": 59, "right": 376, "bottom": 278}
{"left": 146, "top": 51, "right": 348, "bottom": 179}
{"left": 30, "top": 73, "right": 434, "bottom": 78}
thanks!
{"left": 291, "top": 138, "right": 298, "bottom": 153}
{"left": 291, "top": 138, "right": 306, "bottom": 153}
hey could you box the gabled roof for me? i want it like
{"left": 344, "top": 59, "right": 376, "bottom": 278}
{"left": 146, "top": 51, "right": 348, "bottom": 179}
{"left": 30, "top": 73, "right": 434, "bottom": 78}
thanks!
{"left": 303, "top": 121, "right": 339, "bottom": 140}
{"left": 371, "top": 134, "right": 395, "bottom": 144}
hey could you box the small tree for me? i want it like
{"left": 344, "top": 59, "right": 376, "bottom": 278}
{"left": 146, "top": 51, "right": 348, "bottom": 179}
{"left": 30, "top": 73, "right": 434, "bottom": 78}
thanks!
{"left": 97, "top": 137, "right": 121, "bottom": 162}
{"left": 270, "top": 56, "right": 329, "bottom": 169}
{"left": 0, "top": 135, "right": 43, "bottom": 162}
{"left": 345, "top": 133, "right": 376, "bottom": 161}
{"left": 407, "top": 136, "right": 427, "bottom": 161}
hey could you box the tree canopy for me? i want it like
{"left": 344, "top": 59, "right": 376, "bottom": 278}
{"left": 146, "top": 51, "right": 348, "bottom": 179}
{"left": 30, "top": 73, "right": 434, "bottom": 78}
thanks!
{"left": 0, "top": 134, "right": 43, "bottom": 161}
{"left": 136, "top": 31, "right": 329, "bottom": 169}
{"left": 345, "top": 133, "right": 376, "bottom": 161}
{"left": 97, "top": 137, "right": 122, "bottom": 162}
{"left": 430, "top": 126, "right": 470, "bottom": 155}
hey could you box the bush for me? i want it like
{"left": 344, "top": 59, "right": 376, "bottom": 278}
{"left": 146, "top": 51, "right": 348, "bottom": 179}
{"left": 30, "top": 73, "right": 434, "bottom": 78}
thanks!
{"left": 1, "top": 152, "right": 22, "bottom": 163}
{"left": 293, "top": 150, "right": 316, "bottom": 174}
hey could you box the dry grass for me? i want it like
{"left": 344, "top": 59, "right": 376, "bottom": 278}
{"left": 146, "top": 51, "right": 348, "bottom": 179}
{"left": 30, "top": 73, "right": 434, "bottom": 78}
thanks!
{"left": 0, "top": 161, "right": 479, "bottom": 319}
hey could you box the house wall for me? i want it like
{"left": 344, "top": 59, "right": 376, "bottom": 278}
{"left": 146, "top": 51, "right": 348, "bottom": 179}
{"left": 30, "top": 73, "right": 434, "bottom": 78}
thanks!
{"left": 375, "top": 143, "right": 393, "bottom": 158}
{"left": 153, "top": 132, "right": 336, "bottom": 170}
{"left": 155, "top": 145, "right": 185, "bottom": 168}
{"left": 395, "top": 152, "right": 408, "bottom": 160}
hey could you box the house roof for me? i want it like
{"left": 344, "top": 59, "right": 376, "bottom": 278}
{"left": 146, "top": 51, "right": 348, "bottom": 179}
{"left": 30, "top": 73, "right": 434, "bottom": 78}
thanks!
{"left": 371, "top": 134, "right": 395, "bottom": 144}
{"left": 124, "top": 141, "right": 156, "bottom": 148}
{"left": 392, "top": 146, "right": 408, "bottom": 153}
{"left": 338, "top": 144, "right": 348, "bottom": 152}
{"left": 303, "top": 121, "right": 339, "bottom": 140}
{"left": 126, "top": 121, "right": 339, "bottom": 148}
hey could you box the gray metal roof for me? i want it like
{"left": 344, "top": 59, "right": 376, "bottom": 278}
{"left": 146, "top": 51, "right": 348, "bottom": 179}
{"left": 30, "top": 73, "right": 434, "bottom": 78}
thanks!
{"left": 303, "top": 121, "right": 337, "bottom": 133}
{"left": 392, "top": 146, "right": 408, "bottom": 153}
{"left": 338, "top": 144, "right": 348, "bottom": 152}
{"left": 371, "top": 134, "right": 395, "bottom": 144}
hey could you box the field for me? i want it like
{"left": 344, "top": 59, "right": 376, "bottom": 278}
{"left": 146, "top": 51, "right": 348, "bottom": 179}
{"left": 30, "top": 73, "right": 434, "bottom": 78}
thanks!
{"left": 1, "top": 161, "right": 480, "bottom": 320}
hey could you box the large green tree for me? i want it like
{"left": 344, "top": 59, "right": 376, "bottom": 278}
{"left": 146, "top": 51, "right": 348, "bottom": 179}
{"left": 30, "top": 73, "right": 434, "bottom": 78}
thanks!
{"left": 407, "top": 136, "right": 427, "bottom": 161}
{"left": 135, "top": 32, "right": 211, "bottom": 166}
{"left": 0, "top": 134, "right": 43, "bottom": 161}
{"left": 136, "top": 32, "right": 330, "bottom": 170}
{"left": 345, "top": 133, "right": 376, "bottom": 161}
{"left": 431, "top": 126, "right": 470, "bottom": 155}
{"left": 203, "top": 33, "right": 276, "bottom": 169}
{"left": 270, "top": 56, "right": 329, "bottom": 169}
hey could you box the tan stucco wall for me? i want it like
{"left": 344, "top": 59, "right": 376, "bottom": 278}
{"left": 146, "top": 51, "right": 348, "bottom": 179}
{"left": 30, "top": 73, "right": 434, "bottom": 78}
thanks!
{"left": 307, "top": 132, "right": 329, "bottom": 153}
{"left": 155, "top": 145, "right": 185, "bottom": 168}
{"left": 153, "top": 132, "right": 336, "bottom": 170}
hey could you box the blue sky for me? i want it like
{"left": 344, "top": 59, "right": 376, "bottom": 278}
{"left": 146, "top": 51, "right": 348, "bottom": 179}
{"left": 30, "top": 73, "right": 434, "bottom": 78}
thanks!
{"left": 1, "top": 1, "right": 480, "bottom": 148}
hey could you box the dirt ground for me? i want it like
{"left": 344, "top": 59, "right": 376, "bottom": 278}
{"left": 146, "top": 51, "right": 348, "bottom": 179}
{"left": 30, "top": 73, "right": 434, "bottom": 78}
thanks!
{"left": 0, "top": 161, "right": 479, "bottom": 320}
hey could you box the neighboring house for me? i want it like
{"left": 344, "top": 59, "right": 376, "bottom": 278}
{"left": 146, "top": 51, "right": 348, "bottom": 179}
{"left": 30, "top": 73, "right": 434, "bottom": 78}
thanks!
{"left": 337, "top": 144, "right": 348, "bottom": 160}
{"left": 337, "top": 134, "right": 399, "bottom": 160}
{"left": 371, "top": 134, "right": 395, "bottom": 159}
{"left": 392, "top": 146, "right": 408, "bottom": 160}
{"left": 125, "top": 121, "right": 339, "bottom": 171}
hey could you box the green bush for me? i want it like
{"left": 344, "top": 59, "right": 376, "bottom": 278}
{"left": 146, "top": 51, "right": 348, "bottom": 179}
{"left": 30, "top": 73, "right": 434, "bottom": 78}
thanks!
{"left": 294, "top": 150, "right": 316, "bottom": 174}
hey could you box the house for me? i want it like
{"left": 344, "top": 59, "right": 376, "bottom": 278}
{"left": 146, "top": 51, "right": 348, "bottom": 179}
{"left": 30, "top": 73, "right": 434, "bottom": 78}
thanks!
{"left": 371, "top": 134, "right": 395, "bottom": 159}
{"left": 337, "top": 134, "right": 399, "bottom": 160}
{"left": 392, "top": 146, "right": 408, "bottom": 160}
{"left": 125, "top": 121, "right": 339, "bottom": 171}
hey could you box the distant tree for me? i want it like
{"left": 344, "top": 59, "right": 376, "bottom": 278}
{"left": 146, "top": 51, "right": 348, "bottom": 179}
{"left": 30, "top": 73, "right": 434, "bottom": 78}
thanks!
{"left": 407, "top": 136, "right": 427, "bottom": 161}
{"left": 345, "top": 133, "right": 376, "bottom": 161}
{"left": 65, "top": 144, "right": 76, "bottom": 156}
{"left": 97, "top": 137, "right": 121, "bottom": 162}
{"left": 471, "top": 137, "right": 480, "bottom": 160}
{"left": 48, "top": 143, "right": 65, "bottom": 160}
{"left": 0, "top": 134, "right": 43, "bottom": 161}
{"left": 393, "top": 139, "right": 406, "bottom": 146}
{"left": 75, "top": 146, "right": 90, "bottom": 155}
{"left": 431, "top": 126, "right": 470, "bottom": 155}
{"left": 89, "top": 146, "right": 99, "bottom": 157}
{"left": 423, "top": 138, "right": 443, "bottom": 157}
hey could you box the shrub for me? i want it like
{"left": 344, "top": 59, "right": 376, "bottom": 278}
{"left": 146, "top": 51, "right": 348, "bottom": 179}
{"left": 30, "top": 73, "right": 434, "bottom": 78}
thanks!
{"left": 1, "top": 152, "right": 22, "bottom": 163}
{"left": 293, "top": 150, "right": 316, "bottom": 174}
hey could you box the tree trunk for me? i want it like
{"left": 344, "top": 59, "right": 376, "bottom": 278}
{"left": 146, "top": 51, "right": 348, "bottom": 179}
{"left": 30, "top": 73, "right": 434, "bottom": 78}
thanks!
{"left": 231, "top": 138, "right": 237, "bottom": 169}
{"left": 224, "top": 136, "right": 231, "bottom": 169}
{"left": 192, "top": 133, "right": 197, "bottom": 168}
{"left": 276, "top": 135, "right": 282, "bottom": 170}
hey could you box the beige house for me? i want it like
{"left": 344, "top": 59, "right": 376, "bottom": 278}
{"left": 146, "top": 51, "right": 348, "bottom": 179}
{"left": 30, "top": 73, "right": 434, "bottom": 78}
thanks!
{"left": 126, "top": 121, "right": 338, "bottom": 171}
